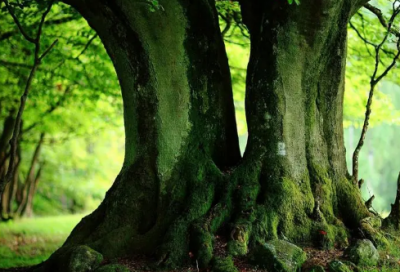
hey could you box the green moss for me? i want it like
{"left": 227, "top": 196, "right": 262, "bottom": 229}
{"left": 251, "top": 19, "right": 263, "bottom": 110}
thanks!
{"left": 311, "top": 222, "right": 349, "bottom": 249}
{"left": 191, "top": 223, "right": 213, "bottom": 268}
{"left": 95, "top": 264, "right": 130, "bottom": 272}
{"left": 261, "top": 177, "right": 314, "bottom": 242}
{"left": 345, "top": 240, "right": 379, "bottom": 267}
{"left": 308, "top": 265, "right": 325, "bottom": 272}
{"left": 252, "top": 208, "right": 279, "bottom": 242}
{"left": 227, "top": 225, "right": 250, "bottom": 256}
{"left": 360, "top": 217, "right": 389, "bottom": 248}
{"left": 211, "top": 256, "right": 238, "bottom": 272}
{"left": 68, "top": 245, "right": 103, "bottom": 272}
{"left": 249, "top": 239, "right": 307, "bottom": 272}
{"left": 328, "top": 260, "right": 351, "bottom": 272}
{"left": 308, "top": 163, "right": 336, "bottom": 222}
{"left": 336, "top": 178, "right": 370, "bottom": 228}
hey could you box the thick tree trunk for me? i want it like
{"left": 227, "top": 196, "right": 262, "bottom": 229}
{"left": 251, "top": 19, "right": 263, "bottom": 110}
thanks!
{"left": 40, "top": 0, "right": 371, "bottom": 271}
{"left": 40, "top": 0, "right": 241, "bottom": 270}
{"left": 232, "top": 0, "right": 370, "bottom": 249}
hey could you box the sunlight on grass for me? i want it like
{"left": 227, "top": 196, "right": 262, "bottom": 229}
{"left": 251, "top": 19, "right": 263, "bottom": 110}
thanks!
{"left": 0, "top": 214, "right": 85, "bottom": 268}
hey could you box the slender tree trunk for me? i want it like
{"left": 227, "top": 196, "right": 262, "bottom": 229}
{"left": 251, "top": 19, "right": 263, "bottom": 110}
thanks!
{"left": 23, "top": 165, "right": 42, "bottom": 217}
{"left": 8, "top": 141, "right": 21, "bottom": 215}
{"left": 0, "top": 112, "right": 15, "bottom": 181}
{"left": 0, "top": 111, "right": 16, "bottom": 154}
{"left": 39, "top": 0, "right": 372, "bottom": 270}
{"left": 0, "top": 113, "right": 17, "bottom": 220}
{"left": 1, "top": 183, "right": 11, "bottom": 220}
{"left": 16, "top": 133, "right": 44, "bottom": 217}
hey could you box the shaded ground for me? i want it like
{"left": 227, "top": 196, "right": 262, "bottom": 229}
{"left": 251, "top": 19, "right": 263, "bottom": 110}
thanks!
{"left": 1, "top": 215, "right": 400, "bottom": 271}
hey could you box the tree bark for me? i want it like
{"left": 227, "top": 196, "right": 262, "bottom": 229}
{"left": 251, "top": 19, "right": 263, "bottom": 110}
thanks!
{"left": 234, "top": 0, "right": 370, "bottom": 247}
{"left": 0, "top": 111, "right": 16, "bottom": 154}
{"left": 15, "top": 133, "right": 44, "bottom": 217}
{"left": 38, "top": 0, "right": 372, "bottom": 270}
{"left": 40, "top": 0, "right": 240, "bottom": 270}
{"left": 383, "top": 172, "right": 400, "bottom": 229}
{"left": 0, "top": 111, "right": 17, "bottom": 220}
{"left": 23, "top": 165, "right": 42, "bottom": 217}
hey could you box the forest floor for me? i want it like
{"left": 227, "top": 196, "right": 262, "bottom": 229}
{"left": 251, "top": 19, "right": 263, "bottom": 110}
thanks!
{"left": 0, "top": 215, "right": 399, "bottom": 272}
{"left": 0, "top": 214, "right": 83, "bottom": 269}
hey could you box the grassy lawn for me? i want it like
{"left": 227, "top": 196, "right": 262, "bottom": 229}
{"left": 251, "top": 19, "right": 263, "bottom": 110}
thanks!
{"left": 0, "top": 214, "right": 84, "bottom": 269}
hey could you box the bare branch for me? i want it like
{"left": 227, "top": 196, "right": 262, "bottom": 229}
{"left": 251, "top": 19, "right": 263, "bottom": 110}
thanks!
{"left": 0, "top": 16, "right": 78, "bottom": 43}
{"left": 352, "top": 1, "right": 400, "bottom": 184}
{"left": 0, "top": 0, "right": 57, "bottom": 200}
{"left": 364, "top": 3, "right": 400, "bottom": 37}
{"left": 39, "top": 39, "right": 59, "bottom": 61}
{"left": 74, "top": 34, "right": 98, "bottom": 59}
{"left": 3, "top": 0, "right": 36, "bottom": 43}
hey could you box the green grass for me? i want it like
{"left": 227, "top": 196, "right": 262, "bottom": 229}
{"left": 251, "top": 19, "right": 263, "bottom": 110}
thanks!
{"left": 0, "top": 214, "right": 84, "bottom": 268}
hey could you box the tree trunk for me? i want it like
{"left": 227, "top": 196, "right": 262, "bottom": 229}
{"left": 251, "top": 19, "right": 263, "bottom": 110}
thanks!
{"left": 233, "top": 0, "right": 370, "bottom": 249}
{"left": 0, "top": 111, "right": 16, "bottom": 154}
{"left": 39, "top": 0, "right": 371, "bottom": 271}
{"left": 16, "top": 133, "right": 44, "bottom": 217}
{"left": 0, "top": 132, "right": 21, "bottom": 220}
{"left": 383, "top": 172, "right": 400, "bottom": 229}
{"left": 0, "top": 112, "right": 17, "bottom": 220}
{"left": 23, "top": 165, "right": 42, "bottom": 217}
{"left": 1, "top": 183, "right": 11, "bottom": 220}
{"left": 8, "top": 141, "right": 21, "bottom": 215}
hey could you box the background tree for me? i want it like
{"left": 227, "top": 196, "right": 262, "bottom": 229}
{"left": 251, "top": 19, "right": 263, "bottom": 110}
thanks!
{"left": 0, "top": 1, "right": 124, "bottom": 219}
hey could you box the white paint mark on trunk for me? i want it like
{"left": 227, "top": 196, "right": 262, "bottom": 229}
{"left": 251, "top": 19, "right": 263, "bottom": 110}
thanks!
{"left": 278, "top": 142, "right": 286, "bottom": 156}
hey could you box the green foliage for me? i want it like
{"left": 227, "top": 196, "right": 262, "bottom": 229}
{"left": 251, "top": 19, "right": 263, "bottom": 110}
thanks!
{"left": 288, "top": 0, "right": 300, "bottom": 5}
{"left": 147, "top": 0, "right": 163, "bottom": 12}
{"left": 0, "top": 1, "right": 124, "bottom": 215}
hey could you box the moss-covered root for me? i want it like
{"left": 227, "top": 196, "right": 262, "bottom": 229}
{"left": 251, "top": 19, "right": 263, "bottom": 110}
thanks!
{"left": 191, "top": 222, "right": 214, "bottom": 268}
{"left": 360, "top": 217, "right": 390, "bottom": 247}
{"left": 95, "top": 264, "right": 130, "bottom": 272}
{"left": 336, "top": 178, "right": 371, "bottom": 229}
{"left": 34, "top": 245, "right": 104, "bottom": 272}
{"left": 227, "top": 224, "right": 251, "bottom": 256}
{"left": 211, "top": 256, "right": 239, "bottom": 272}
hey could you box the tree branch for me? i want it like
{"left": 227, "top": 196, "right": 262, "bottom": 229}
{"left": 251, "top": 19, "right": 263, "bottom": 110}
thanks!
{"left": 364, "top": 3, "right": 400, "bottom": 37}
{"left": 352, "top": 1, "right": 400, "bottom": 184}
{"left": 0, "top": 0, "right": 57, "bottom": 200}
{"left": 3, "top": 0, "right": 36, "bottom": 43}
{"left": 0, "top": 16, "right": 78, "bottom": 43}
{"left": 23, "top": 86, "right": 73, "bottom": 134}
{"left": 74, "top": 34, "right": 98, "bottom": 59}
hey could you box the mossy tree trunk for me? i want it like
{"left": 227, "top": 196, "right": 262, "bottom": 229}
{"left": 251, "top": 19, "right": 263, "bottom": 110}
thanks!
{"left": 232, "top": 0, "right": 371, "bottom": 250}
{"left": 40, "top": 0, "right": 372, "bottom": 271}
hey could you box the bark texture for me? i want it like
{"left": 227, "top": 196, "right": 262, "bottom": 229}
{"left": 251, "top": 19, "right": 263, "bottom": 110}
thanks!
{"left": 232, "top": 0, "right": 370, "bottom": 252}
{"left": 38, "top": 0, "right": 372, "bottom": 271}
{"left": 39, "top": 0, "right": 241, "bottom": 270}
{"left": 384, "top": 172, "right": 400, "bottom": 229}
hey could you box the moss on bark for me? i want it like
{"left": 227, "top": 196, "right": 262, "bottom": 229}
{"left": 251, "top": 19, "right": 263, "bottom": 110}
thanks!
{"left": 37, "top": 0, "right": 376, "bottom": 271}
